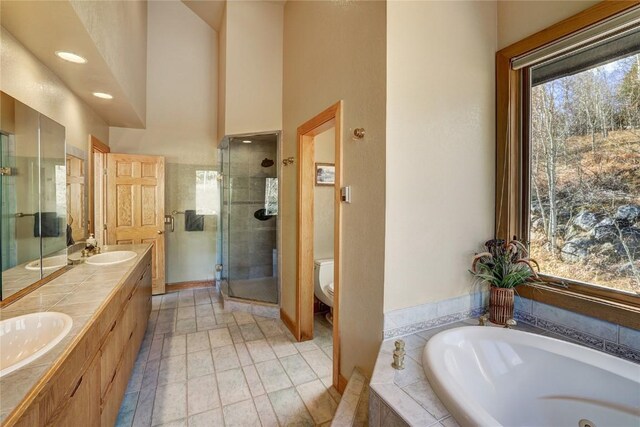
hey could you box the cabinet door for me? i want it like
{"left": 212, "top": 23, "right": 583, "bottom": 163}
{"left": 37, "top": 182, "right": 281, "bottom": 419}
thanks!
{"left": 45, "top": 353, "right": 100, "bottom": 427}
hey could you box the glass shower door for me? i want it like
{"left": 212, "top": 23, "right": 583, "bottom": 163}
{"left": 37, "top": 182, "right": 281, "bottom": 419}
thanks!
{"left": 1, "top": 133, "right": 17, "bottom": 273}
{"left": 220, "top": 134, "right": 279, "bottom": 304}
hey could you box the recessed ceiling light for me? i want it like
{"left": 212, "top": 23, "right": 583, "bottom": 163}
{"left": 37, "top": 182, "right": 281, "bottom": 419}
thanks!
{"left": 55, "top": 51, "right": 87, "bottom": 64}
{"left": 242, "top": 140, "right": 252, "bottom": 144}
{"left": 92, "top": 92, "right": 113, "bottom": 100}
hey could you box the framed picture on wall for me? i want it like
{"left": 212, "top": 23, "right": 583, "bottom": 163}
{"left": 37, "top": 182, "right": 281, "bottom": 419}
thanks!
{"left": 315, "top": 163, "right": 335, "bottom": 186}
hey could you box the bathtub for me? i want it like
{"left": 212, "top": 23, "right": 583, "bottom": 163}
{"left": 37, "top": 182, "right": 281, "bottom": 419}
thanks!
{"left": 423, "top": 326, "right": 640, "bottom": 427}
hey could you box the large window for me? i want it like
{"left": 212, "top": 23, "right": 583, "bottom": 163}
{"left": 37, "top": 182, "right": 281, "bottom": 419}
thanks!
{"left": 496, "top": 3, "right": 640, "bottom": 326}
{"left": 529, "top": 52, "right": 639, "bottom": 294}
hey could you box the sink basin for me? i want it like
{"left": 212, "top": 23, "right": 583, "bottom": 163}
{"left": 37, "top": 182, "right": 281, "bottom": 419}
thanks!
{"left": 85, "top": 251, "right": 137, "bottom": 266}
{"left": 25, "top": 254, "right": 68, "bottom": 271}
{"left": 0, "top": 312, "right": 73, "bottom": 377}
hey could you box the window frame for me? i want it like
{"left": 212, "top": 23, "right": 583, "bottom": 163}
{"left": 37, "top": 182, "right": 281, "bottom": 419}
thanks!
{"left": 496, "top": 1, "right": 640, "bottom": 330}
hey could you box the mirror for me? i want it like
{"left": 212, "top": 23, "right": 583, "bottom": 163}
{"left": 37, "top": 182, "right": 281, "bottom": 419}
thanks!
{"left": 1, "top": 91, "right": 68, "bottom": 301}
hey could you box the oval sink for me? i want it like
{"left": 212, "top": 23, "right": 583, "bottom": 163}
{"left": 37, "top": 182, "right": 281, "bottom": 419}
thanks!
{"left": 0, "top": 312, "right": 73, "bottom": 377}
{"left": 85, "top": 251, "right": 137, "bottom": 266}
{"left": 25, "top": 254, "right": 68, "bottom": 271}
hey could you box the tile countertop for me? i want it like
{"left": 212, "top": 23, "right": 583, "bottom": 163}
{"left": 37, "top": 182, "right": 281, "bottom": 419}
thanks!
{"left": 369, "top": 318, "right": 547, "bottom": 427}
{"left": 0, "top": 244, "right": 152, "bottom": 423}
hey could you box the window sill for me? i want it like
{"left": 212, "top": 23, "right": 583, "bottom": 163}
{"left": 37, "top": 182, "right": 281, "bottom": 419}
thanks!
{"left": 517, "top": 282, "right": 640, "bottom": 330}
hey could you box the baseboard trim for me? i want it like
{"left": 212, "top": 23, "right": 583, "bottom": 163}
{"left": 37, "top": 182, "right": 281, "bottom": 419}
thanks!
{"left": 338, "top": 374, "right": 348, "bottom": 394}
{"left": 166, "top": 280, "right": 215, "bottom": 293}
{"left": 280, "top": 308, "right": 297, "bottom": 338}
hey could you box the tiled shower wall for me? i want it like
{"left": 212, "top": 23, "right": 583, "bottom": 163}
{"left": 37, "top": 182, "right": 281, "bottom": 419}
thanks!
{"left": 165, "top": 163, "right": 218, "bottom": 284}
{"left": 224, "top": 141, "right": 277, "bottom": 280}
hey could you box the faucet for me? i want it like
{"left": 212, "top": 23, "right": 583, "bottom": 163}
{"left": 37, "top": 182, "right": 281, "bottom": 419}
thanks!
{"left": 504, "top": 318, "right": 517, "bottom": 329}
{"left": 478, "top": 314, "right": 489, "bottom": 326}
{"left": 82, "top": 234, "right": 101, "bottom": 257}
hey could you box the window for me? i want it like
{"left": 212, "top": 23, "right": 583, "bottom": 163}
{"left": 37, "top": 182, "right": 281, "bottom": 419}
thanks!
{"left": 195, "top": 170, "right": 220, "bottom": 215}
{"left": 496, "top": 3, "right": 640, "bottom": 327}
{"left": 529, "top": 49, "right": 639, "bottom": 294}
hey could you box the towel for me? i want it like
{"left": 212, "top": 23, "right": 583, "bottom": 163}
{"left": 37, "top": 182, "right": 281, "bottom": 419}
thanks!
{"left": 34, "top": 212, "right": 60, "bottom": 237}
{"left": 185, "top": 210, "right": 204, "bottom": 232}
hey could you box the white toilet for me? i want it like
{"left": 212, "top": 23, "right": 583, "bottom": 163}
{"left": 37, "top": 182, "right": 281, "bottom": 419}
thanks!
{"left": 314, "top": 259, "right": 334, "bottom": 323}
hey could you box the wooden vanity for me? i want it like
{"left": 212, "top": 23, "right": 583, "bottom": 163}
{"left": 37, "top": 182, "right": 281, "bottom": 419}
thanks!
{"left": 2, "top": 248, "right": 152, "bottom": 427}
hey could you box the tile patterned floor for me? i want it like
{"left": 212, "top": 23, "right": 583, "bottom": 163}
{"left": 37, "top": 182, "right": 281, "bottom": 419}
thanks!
{"left": 116, "top": 288, "right": 338, "bottom": 427}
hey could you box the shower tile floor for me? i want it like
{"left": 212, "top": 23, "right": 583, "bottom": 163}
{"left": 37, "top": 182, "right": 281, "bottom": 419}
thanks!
{"left": 116, "top": 287, "right": 337, "bottom": 427}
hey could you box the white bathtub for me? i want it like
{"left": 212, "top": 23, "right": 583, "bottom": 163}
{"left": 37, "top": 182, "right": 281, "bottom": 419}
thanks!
{"left": 423, "top": 326, "right": 640, "bottom": 427}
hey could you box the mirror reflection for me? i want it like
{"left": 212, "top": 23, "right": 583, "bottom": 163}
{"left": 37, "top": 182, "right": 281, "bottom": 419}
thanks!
{"left": 1, "top": 92, "right": 69, "bottom": 301}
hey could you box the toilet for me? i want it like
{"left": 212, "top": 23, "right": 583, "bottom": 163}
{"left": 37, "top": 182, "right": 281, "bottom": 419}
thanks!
{"left": 314, "top": 258, "right": 334, "bottom": 323}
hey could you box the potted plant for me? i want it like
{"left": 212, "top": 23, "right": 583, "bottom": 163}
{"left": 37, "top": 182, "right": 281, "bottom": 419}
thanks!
{"left": 470, "top": 237, "right": 540, "bottom": 325}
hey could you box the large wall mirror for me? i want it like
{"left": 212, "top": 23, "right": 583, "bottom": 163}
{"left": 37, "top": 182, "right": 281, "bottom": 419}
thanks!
{"left": 0, "top": 91, "right": 77, "bottom": 302}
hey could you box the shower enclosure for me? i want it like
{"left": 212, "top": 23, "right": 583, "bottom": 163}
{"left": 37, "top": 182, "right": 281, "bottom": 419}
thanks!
{"left": 219, "top": 133, "right": 279, "bottom": 304}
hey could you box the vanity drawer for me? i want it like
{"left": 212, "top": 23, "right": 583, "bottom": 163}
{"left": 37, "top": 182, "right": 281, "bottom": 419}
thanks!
{"left": 100, "top": 321, "right": 138, "bottom": 426}
{"left": 44, "top": 353, "right": 100, "bottom": 427}
{"left": 100, "top": 289, "right": 136, "bottom": 398}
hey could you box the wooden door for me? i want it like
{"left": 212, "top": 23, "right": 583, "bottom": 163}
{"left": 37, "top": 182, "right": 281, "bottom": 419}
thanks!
{"left": 106, "top": 153, "right": 165, "bottom": 294}
{"left": 66, "top": 155, "right": 85, "bottom": 242}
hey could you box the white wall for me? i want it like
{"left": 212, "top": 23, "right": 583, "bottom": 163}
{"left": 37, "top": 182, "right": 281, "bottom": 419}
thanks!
{"left": 70, "top": 0, "right": 148, "bottom": 125}
{"left": 109, "top": 0, "right": 217, "bottom": 166}
{"left": 385, "top": 1, "right": 497, "bottom": 312}
{"left": 0, "top": 27, "right": 109, "bottom": 150}
{"left": 497, "top": 1, "right": 599, "bottom": 50}
{"left": 283, "top": 0, "right": 386, "bottom": 377}
{"left": 314, "top": 128, "right": 335, "bottom": 260}
{"left": 220, "top": 1, "right": 283, "bottom": 138}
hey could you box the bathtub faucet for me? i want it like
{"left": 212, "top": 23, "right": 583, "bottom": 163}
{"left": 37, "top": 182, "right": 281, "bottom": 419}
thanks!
{"left": 504, "top": 318, "right": 517, "bottom": 329}
{"left": 478, "top": 314, "right": 489, "bottom": 326}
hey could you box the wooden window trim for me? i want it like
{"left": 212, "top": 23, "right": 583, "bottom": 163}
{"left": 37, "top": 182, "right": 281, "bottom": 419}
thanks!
{"left": 496, "top": 1, "right": 640, "bottom": 330}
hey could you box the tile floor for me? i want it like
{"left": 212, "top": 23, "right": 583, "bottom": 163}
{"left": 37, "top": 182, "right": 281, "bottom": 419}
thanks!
{"left": 116, "top": 287, "right": 338, "bottom": 427}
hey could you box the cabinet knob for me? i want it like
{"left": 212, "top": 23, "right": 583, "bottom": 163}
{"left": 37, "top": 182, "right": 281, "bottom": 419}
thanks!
{"left": 157, "top": 230, "right": 163, "bottom": 235}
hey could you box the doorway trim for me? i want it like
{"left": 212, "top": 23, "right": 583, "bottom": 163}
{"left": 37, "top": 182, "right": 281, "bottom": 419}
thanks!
{"left": 88, "top": 135, "right": 109, "bottom": 243}
{"left": 296, "top": 101, "right": 343, "bottom": 389}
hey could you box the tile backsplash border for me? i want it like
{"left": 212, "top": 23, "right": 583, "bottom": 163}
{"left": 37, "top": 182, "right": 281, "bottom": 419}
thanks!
{"left": 383, "top": 289, "right": 488, "bottom": 339}
{"left": 383, "top": 289, "right": 639, "bottom": 363}
{"left": 514, "top": 295, "right": 640, "bottom": 363}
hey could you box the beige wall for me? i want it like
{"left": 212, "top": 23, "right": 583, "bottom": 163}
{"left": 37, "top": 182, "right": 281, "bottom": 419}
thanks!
{"left": 385, "top": 1, "right": 496, "bottom": 312}
{"left": 108, "top": 1, "right": 218, "bottom": 285}
{"left": 109, "top": 0, "right": 217, "bottom": 165}
{"left": 283, "top": 0, "right": 386, "bottom": 377}
{"left": 70, "top": 0, "right": 148, "bottom": 125}
{"left": 220, "top": 1, "right": 283, "bottom": 138}
{"left": 0, "top": 27, "right": 109, "bottom": 150}
{"left": 314, "top": 128, "right": 335, "bottom": 260}
{"left": 497, "top": 1, "right": 599, "bottom": 49}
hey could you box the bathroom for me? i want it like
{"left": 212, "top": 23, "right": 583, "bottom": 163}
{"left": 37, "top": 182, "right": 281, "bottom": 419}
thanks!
{"left": 1, "top": 1, "right": 639, "bottom": 426}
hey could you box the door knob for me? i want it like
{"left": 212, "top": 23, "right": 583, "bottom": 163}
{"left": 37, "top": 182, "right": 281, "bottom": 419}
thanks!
{"left": 157, "top": 230, "right": 164, "bottom": 235}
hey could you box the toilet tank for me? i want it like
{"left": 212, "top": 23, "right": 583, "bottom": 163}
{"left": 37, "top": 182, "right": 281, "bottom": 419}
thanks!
{"left": 314, "top": 258, "right": 334, "bottom": 286}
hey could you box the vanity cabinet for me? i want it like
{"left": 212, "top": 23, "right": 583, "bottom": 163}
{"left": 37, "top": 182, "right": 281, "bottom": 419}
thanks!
{"left": 100, "top": 260, "right": 151, "bottom": 426}
{"left": 5, "top": 251, "right": 152, "bottom": 427}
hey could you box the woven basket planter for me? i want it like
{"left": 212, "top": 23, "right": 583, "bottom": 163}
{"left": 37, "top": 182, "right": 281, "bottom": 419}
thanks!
{"left": 489, "top": 287, "right": 515, "bottom": 325}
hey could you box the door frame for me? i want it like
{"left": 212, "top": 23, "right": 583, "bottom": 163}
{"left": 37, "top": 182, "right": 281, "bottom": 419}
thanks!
{"left": 88, "top": 135, "right": 109, "bottom": 243}
{"left": 296, "top": 101, "right": 343, "bottom": 389}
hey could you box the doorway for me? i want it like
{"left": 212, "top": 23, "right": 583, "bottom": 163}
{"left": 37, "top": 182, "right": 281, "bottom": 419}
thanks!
{"left": 89, "top": 136, "right": 166, "bottom": 295}
{"left": 296, "top": 101, "right": 343, "bottom": 389}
